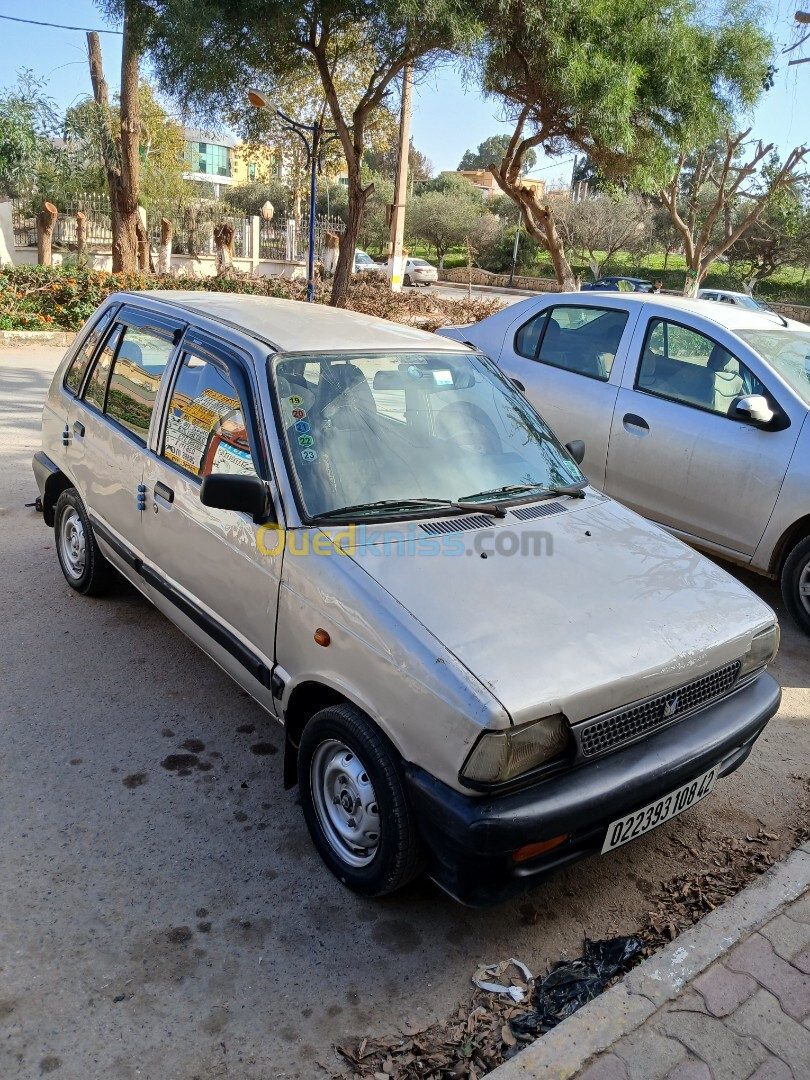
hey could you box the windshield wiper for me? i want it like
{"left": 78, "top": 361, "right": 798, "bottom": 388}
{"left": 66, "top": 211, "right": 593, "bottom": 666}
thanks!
{"left": 458, "top": 480, "right": 588, "bottom": 503}
{"left": 316, "top": 498, "right": 506, "bottom": 521}
{"left": 457, "top": 484, "right": 541, "bottom": 501}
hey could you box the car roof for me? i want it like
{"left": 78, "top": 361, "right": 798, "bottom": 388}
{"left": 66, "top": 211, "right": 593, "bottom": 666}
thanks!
{"left": 123, "top": 290, "right": 466, "bottom": 354}
{"left": 508, "top": 290, "right": 793, "bottom": 333}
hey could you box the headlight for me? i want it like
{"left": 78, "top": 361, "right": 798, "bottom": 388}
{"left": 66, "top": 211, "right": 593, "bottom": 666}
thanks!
{"left": 739, "top": 624, "right": 780, "bottom": 680}
{"left": 460, "top": 715, "right": 570, "bottom": 785}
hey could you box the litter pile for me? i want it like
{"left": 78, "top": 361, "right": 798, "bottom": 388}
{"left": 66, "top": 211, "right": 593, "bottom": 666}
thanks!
{"left": 331, "top": 936, "right": 643, "bottom": 1080}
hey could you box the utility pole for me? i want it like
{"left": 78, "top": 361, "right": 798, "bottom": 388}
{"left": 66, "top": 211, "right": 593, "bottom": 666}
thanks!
{"left": 387, "top": 64, "right": 412, "bottom": 292}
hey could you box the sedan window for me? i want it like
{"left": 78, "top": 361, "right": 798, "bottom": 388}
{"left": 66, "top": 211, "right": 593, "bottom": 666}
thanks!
{"left": 637, "top": 318, "right": 766, "bottom": 415}
{"left": 64, "top": 308, "right": 114, "bottom": 396}
{"left": 104, "top": 325, "right": 174, "bottom": 442}
{"left": 163, "top": 353, "right": 258, "bottom": 478}
{"left": 516, "top": 305, "right": 628, "bottom": 380}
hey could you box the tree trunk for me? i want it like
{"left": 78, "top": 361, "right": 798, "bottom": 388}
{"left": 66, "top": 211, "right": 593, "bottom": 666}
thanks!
{"left": 135, "top": 213, "right": 151, "bottom": 271}
{"left": 330, "top": 178, "right": 370, "bottom": 307}
{"left": 214, "top": 222, "right": 235, "bottom": 276}
{"left": 76, "top": 211, "right": 87, "bottom": 266}
{"left": 158, "top": 217, "right": 172, "bottom": 274}
{"left": 37, "top": 202, "right": 58, "bottom": 267}
{"left": 87, "top": 9, "right": 140, "bottom": 275}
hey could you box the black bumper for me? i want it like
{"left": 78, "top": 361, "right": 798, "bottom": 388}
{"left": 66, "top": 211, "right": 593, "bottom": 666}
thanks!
{"left": 405, "top": 672, "right": 781, "bottom": 906}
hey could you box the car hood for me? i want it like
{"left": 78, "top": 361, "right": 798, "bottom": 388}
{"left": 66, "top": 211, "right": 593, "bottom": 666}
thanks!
{"left": 339, "top": 494, "right": 774, "bottom": 726}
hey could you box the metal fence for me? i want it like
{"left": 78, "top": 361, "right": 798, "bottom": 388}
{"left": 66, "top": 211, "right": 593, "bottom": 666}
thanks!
{"left": 148, "top": 207, "right": 253, "bottom": 259}
{"left": 259, "top": 212, "right": 346, "bottom": 261}
{"left": 11, "top": 195, "right": 114, "bottom": 250}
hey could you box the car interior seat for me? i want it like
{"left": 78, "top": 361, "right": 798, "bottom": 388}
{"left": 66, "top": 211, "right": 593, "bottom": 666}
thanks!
{"left": 707, "top": 345, "right": 744, "bottom": 413}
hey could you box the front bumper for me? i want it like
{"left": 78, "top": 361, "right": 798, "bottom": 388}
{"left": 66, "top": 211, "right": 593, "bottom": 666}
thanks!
{"left": 405, "top": 672, "right": 781, "bottom": 906}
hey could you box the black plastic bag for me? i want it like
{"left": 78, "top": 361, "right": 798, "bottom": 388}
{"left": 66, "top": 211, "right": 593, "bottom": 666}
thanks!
{"left": 510, "top": 935, "right": 644, "bottom": 1039}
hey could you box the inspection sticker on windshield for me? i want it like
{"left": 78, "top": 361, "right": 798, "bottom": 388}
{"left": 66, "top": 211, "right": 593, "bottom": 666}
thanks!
{"left": 601, "top": 766, "right": 717, "bottom": 854}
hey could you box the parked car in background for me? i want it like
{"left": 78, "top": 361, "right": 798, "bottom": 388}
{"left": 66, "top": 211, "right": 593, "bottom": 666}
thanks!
{"left": 439, "top": 293, "right": 810, "bottom": 635}
{"left": 581, "top": 277, "right": 654, "bottom": 293}
{"left": 354, "top": 249, "right": 379, "bottom": 273}
{"left": 698, "top": 289, "right": 773, "bottom": 313}
{"left": 404, "top": 257, "right": 438, "bottom": 286}
{"left": 33, "top": 292, "right": 780, "bottom": 905}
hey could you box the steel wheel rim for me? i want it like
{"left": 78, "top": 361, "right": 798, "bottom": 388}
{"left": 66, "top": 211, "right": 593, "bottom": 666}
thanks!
{"left": 59, "top": 507, "right": 86, "bottom": 579}
{"left": 310, "top": 739, "right": 381, "bottom": 868}
{"left": 799, "top": 557, "right": 810, "bottom": 616}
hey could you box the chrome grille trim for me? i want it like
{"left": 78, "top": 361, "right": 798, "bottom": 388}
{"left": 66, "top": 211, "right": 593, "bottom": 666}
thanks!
{"left": 575, "top": 660, "right": 742, "bottom": 760}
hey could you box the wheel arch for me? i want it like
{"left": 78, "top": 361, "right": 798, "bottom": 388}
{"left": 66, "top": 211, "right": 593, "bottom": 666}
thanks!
{"left": 281, "top": 680, "right": 353, "bottom": 789}
{"left": 769, "top": 514, "right": 810, "bottom": 575}
{"left": 43, "top": 470, "right": 76, "bottom": 527}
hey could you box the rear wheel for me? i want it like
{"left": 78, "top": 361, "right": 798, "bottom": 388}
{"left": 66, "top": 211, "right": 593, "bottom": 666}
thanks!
{"left": 54, "top": 488, "right": 114, "bottom": 595}
{"left": 781, "top": 535, "right": 810, "bottom": 636}
{"left": 403, "top": 273, "right": 412, "bottom": 286}
{"left": 298, "top": 703, "right": 424, "bottom": 896}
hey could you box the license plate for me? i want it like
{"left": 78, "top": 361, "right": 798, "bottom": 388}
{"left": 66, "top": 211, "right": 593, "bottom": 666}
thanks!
{"left": 601, "top": 766, "right": 717, "bottom": 854}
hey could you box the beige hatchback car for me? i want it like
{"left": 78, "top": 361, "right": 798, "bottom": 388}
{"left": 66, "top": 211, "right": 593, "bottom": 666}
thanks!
{"left": 33, "top": 292, "right": 781, "bottom": 905}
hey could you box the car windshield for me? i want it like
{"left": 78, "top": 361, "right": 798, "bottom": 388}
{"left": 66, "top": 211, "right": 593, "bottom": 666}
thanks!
{"left": 355, "top": 252, "right": 373, "bottom": 264}
{"left": 737, "top": 329, "right": 810, "bottom": 406}
{"left": 411, "top": 259, "right": 431, "bottom": 267}
{"left": 270, "top": 350, "right": 583, "bottom": 519}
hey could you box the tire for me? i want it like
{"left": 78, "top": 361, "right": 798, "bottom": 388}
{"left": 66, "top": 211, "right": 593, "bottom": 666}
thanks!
{"left": 54, "top": 488, "right": 115, "bottom": 596}
{"left": 781, "top": 535, "right": 810, "bottom": 636}
{"left": 298, "top": 703, "right": 425, "bottom": 896}
{"left": 403, "top": 274, "right": 412, "bottom": 286}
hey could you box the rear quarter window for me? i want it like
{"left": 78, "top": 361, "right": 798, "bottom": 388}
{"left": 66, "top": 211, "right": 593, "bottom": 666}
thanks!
{"left": 63, "top": 309, "right": 114, "bottom": 396}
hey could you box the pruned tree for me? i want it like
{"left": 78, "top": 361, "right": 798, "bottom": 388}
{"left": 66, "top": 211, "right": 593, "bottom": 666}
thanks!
{"left": 458, "top": 134, "right": 535, "bottom": 174}
{"left": 555, "top": 194, "right": 651, "bottom": 280}
{"left": 475, "top": 0, "right": 776, "bottom": 290}
{"left": 121, "top": 0, "right": 480, "bottom": 306}
{"left": 86, "top": 2, "right": 142, "bottom": 273}
{"left": 658, "top": 131, "right": 808, "bottom": 294}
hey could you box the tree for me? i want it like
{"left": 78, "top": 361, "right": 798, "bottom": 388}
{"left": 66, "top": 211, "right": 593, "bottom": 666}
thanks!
{"left": 87, "top": 2, "right": 144, "bottom": 272}
{"left": 475, "top": 0, "right": 776, "bottom": 290}
{"left": 458, "top": 134, "right": 535, "bottom": 174}
{"left": 406, "top": 188, "right": 485, "bottom": 267}
{"left": 658, "top": 132, "right": 808, "bottom": 294}
{"left": 0, "top": 70, "right": 59, "bottom": 197}
{"left": 555, "top": 193, "right": 651, "bottom": 280}
{"left": 124, "top": 0, "right": 480, "bottom": 306}
{"left": 364, "top": 138, "right": 433, "bottom": 183}
{"left": 726, "top": 166, "right": 810, "bottom": 290}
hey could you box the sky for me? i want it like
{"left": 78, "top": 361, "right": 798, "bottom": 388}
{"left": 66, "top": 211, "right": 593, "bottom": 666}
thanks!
{"left": 0, "top": 0, "right": 807, "bottom": 188}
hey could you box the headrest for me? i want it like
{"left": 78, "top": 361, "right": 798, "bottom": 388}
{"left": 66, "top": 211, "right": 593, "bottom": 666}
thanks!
{"left": 707, "top": 345, "right": 738, "bottom": 374}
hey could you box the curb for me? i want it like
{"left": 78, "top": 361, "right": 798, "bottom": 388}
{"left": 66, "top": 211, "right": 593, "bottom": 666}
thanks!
{"left": 436, "top": 280, "right": 543, "bottom": 298}
{"left": 0, "top": 330, "right": 76, "bottom": 348}
{"left": 487, "top": 841, "right": 810, "bottom": 1080}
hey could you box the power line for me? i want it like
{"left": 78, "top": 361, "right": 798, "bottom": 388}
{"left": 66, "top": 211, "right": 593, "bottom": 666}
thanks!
{"left": 0, "top": 13, "right": 122, "bottom": 34}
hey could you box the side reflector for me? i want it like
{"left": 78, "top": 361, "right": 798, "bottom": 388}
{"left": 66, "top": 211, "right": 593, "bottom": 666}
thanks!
{"left": 314, "top": 628, "right": 331, "bottom": 647}
{"left": 512, "top": 834, "right": 569, "bottom": 862}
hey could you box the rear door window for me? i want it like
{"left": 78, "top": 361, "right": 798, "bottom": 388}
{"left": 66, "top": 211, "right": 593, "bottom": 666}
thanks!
{"left": 515, "top": 305, "right": 628, "bottom": 380}
{"left": 104, "top": 325, "right": 175, "bottom": 442}
{"left": 64, "top": 308, "right": 115, "bottom": 395}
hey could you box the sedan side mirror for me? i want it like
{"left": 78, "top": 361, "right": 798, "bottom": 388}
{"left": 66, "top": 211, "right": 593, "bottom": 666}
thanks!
{"left": 565, "top": 439, "right": 585, "bottom": 465}
{"left": 200, "top": 474, "right": 275, "bottom": 524}
{"left": 734, "top": 394, "right": 774, "bottom": 427}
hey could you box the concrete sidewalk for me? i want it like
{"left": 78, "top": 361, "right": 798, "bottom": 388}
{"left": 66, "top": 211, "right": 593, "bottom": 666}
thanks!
{"left": 489, "top": 842, "right": 810, "bottom": 1080}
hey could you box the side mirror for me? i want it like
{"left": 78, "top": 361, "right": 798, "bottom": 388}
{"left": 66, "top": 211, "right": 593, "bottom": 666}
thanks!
{"left": 734, "top": 394, "right": 774, "bottom": 427}
{"left": 565, "top": 439, "right": 585, "bottom": 465}
{"left": 200, "top": 474, "right": 275, "bottom": 524}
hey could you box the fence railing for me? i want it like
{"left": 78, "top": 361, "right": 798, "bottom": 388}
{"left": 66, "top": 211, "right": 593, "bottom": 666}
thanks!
{"left": 259, "top": 212, "right": 346, "bottom": 261}
{"left": 11, "top": 197, "right": 347, "bottom": 265}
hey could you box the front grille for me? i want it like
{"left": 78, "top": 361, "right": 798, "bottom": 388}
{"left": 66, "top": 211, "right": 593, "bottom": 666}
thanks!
{"left": 577, "top": 660, "right": 741, "bottom": 759}
{"left": 419, "top": 514, "right": 493, "bottom": 536}
{"left": 510, "top": 503, "right": 566, "bottom": 522}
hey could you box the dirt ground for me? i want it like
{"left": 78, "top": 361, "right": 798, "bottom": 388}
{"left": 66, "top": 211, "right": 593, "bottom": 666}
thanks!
{"left": 1, "top": 347, "right": 808, "bottom": 1080}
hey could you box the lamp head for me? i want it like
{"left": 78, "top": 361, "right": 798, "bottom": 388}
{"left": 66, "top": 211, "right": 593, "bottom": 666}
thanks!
{"left": 247, "top": 88, "right": 276, "bottom": 117}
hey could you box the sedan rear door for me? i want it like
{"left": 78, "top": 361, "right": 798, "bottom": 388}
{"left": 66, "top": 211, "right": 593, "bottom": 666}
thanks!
{"left": 495, "top": 299, "right": 641, "bottom": 487}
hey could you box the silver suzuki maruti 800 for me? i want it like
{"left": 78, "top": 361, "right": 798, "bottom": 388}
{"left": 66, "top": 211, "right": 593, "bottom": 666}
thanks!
{"left": 33, "top": 292, "right": 781, "bottom": 904}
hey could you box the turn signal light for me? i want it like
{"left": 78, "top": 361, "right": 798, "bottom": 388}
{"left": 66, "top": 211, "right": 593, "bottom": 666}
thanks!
{"left": 512, "top": 834, "right": 569, "bottom": 863}
{"left": 314, "top": 628, "right": 331, "bottom": 647}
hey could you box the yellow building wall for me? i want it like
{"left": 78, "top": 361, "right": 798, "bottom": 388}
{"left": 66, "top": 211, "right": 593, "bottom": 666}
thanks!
{"left": 231, "top": 143, "right": 281, "bottom": 185}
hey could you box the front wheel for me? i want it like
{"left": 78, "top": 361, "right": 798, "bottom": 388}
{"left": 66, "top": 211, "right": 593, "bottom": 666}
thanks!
{"left": 781, "top": 536, "right": 810, "bottom": 636}
{"left": 54, "top": 488, "right": 114, "bottom": 595}
{"left": 403, "top": 274, "right": 412, "bottom": 286}
{"left": 298, "top": 703, "right": 424, "bottom": 896}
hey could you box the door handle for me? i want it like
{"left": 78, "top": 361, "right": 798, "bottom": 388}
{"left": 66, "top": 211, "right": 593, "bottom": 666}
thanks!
{"left": 511, "top": 378, "right": 526, "bottom": 392}
{"left": 73, "top": 421, "right": 85, "bottom": 437}
{"left": 623, "top": 413, "right": 649, "bottom": 434}
{"left": 154, "top": 481, "right": 174, "bottom": 504}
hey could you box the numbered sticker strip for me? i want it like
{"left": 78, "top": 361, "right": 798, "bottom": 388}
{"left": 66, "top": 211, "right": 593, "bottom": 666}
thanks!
{"left": 601, "top": 766, "right": 717, "bottom": 854}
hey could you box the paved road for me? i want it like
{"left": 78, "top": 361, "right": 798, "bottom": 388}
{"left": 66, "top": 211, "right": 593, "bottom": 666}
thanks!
{"left": 1, "top": 347, "right": 808, "bottom": 1080}
{"left": 420, "top": 281, "right": 531, "bottom": 306}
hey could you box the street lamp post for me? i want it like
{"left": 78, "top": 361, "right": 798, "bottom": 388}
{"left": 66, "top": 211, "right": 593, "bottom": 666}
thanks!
{"left": 247, "top": 89, "right": 337, "bottom": 303}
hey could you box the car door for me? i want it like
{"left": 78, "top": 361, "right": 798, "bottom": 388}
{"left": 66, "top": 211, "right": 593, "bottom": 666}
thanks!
{"left": 67, "top": 305, "right": 182, "bottom": 565}
{"left": 604, "top": 313, "right": 801, "bottom": 557}
{"left": 140, "top": 331, "right": 282, "bottom": 713}
{"left": 495, "top": 300, "right": 640, "bottom": 487}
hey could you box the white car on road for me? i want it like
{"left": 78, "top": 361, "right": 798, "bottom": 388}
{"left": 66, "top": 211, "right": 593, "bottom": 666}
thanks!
{"left": 439, "top": 293, "right": 810, "bottom": 634}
